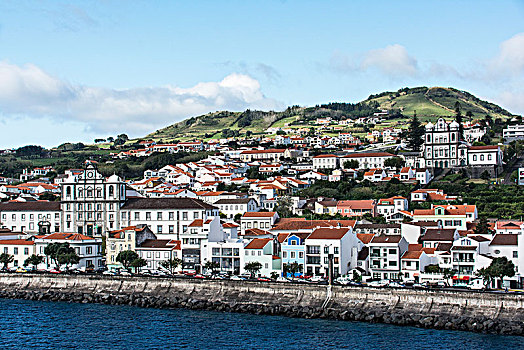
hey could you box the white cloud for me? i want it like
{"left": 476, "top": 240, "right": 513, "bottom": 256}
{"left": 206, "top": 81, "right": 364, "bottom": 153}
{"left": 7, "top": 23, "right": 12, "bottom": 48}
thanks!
{"left": 361, "top": 44, "right": 418, "bottom": 77}
{"left": 0, "top": 61, "right": 284, "bottom": 136}
{"left": 329, "top": 44, "right": 418, "bottom": 78}
{"left": 489, "top": 32, "right": 524, "bottom": 76}
{"left": 496, "top": 91, "right": 524, "bottom": 116}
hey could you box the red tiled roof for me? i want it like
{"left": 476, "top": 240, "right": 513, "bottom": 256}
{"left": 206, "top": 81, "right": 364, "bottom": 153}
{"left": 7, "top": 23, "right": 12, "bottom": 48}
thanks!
{"left": 308, "top": 228, "right": 349, "bottom": 240}
{"left": 357, "top": 233, "right": 374, "bottom": 244}
{"left": 242, "top": 212, "right": 276, "bottom": 218}
{"left": 0, "top": 239, "right": 34, "bottom": 245}
{"left": 245, "top": 238, "right": 272, "bottom": 249}
{"left": 189, "top": 219, "right": 204, "bottom": 227}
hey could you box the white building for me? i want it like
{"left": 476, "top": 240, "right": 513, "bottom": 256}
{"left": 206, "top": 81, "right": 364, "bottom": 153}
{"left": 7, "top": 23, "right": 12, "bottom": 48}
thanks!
{"left": 34, "top": 232, "right": 103, "bottom": 270}
{"left": 0, "top": 201, "right": 61, "bottom": 234}
{"left": 61, "top": 161, "right": 127, "bottom": 235}
{"left": 304, "top": 227, "right": 361, "bottom": 278}
{"left": 241, "top": 212, "right": 279, "bottom": 234}
{"left": 0, "top": 239, "right": 35, "bottom": 269}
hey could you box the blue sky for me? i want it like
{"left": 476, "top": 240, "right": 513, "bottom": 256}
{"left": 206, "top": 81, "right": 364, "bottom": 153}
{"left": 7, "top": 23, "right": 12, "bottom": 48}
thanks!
{"left": 0, "top": 0, "right": 523, "bottom": 148}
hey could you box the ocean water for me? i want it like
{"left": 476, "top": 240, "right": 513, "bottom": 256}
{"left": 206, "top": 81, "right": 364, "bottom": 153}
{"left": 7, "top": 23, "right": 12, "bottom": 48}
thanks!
{"left": 0, "top": 299, "right": 521, "bottom": 349}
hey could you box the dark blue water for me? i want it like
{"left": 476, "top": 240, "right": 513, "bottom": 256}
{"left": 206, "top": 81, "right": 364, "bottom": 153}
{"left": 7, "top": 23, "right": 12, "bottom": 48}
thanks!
{"left": 0, "top": 299, "right": 521, "bottom": 349}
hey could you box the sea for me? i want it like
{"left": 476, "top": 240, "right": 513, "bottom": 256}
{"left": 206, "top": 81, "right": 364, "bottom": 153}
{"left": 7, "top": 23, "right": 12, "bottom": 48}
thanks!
{"left": 0, "top": 299, "right": 521, "bottom": 349}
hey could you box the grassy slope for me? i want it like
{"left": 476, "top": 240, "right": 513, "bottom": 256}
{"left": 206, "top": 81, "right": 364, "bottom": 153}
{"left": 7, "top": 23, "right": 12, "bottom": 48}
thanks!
{"left": 142, "top": 86, "right": 516, "bottom": 141}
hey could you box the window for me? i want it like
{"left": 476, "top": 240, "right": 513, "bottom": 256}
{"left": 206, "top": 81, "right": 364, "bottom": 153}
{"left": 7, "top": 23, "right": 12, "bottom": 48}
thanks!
{"left": 473, "top": 155, "right": 477, "bottom": 161}
{"left": 134, "top": 212, "right": 140, "bottom": 220}
{"left": 24, "top": 248, "right": 29, "bottom": 255}
{"left": 13, "top": 247, "right": 18, "bottom": 254}
{"left": 258, "top": 251, "right": 261, "bottom": 256}
{"left": 480, "top": 155, "right": 484, "bottom": 161}
{"left": 513, "top": 251, "right": 518, "bottom": 258}
{"left": 146, "top": 212, "right": 151, "bottom": 220}
{"left": 388, "top": 249, "right": 396, "bottom": 255}
{"left": 182, "top": 212, "right": 188, "bottom": 220}
{"left": 444, "top": 220, "right": 452, "bottom": 226}
{"left": 157, "top": 212, "right": 162, "bottom": 220}
{"left": 169, "top": 225, "right": 174, "bottom": 233}
{"left": 194, "top": 212, "right": 199, "bottom": 219}
{"left": 324, "top": 246, "right": 329, "bottom": 254}
{"left": 169, "top": 212, "right": 174, "bottom": 220}
{"left": 282, "top": 251, "right": 287, "bottom": 258}
{"left": 157, "top": 226, "right": 163, "bottom": 233}
{"left": 122, "top": 212, "right": 127, "bottom": 220}
{"left": 334, "top": 247, "right": 339, "bottom": 254}
{"left": 212, "top": 248, "right": 220, "bottom": 256}
{"left": 324, "top": 257, "right": 329, "bottom": 264}
{"left": 290, "top": 252, "right": 295, "bottom": 259}
{"left": 86, "top": 247, "right": 92, "bottom": 254}
{"left": 299, "top": 252, "right": 304, "bottom": 259}
{"left": 488, "top": 154, "right": 492, "bottom": 160}
{"left": 389, "top": 260, "right": 397, "bottom": 266}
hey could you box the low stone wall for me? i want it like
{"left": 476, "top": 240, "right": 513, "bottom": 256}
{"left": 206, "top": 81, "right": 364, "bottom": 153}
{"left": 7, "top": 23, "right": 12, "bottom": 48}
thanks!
{"left": 1, "top": 274, "right": 523, "bottom": 335}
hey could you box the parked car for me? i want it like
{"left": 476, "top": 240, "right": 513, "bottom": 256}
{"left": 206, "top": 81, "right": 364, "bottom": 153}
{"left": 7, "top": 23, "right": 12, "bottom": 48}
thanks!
{"left": 368, "top": 280, "right": 388, "bottom": 288}
{"left": 193, "top": 274, "right": 205, "bottom": 279}
{"left": 257, "top": 277, "right": 271, "bottom": 282}
{"left": 119, "top": 270, "right": 132, "bottom": 276}
{"left": 309, "top": 276, "right": 326, "bottom": 283}
{"left": 48, "top": 269, "right": 61, "bottom": 274}
{"left": 229, "top": 275, "right": 245, "bottom": 281}
{"left": 387, "top": 281, "right": 405, "bottom": 288}
{"left": 15, "top": 267, "right": 30, "bottom": 273}
{"left": 102, "top": 270, "right": 116, "bottom": 276}
{"left": 276, "top": 276, "right": 290, "bottom": 283}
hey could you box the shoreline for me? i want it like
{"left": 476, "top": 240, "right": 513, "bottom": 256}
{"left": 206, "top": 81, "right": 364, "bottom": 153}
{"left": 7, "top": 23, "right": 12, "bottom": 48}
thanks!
{"left": 0, "top": 274, "right": 523, "bottom": 336}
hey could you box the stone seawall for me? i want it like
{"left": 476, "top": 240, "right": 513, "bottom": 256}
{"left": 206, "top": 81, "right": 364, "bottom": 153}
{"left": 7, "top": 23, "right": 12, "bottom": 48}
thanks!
{"left": 1, "top": 274, "right": 523, "bottom": 335}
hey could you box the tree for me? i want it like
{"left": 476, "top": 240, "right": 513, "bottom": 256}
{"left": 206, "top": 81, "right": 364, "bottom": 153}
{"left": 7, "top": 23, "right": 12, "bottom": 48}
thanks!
{"left": 0, "top": 253, "right": 14, "bottom": 270}
{"left": 204, "top": 261, "right": 220, "bottom": 275}
{"left": 160, "top": 257, "right": 182, "bottom": 274}
{"left": 130, "top": 258, "right": 147, "bottom": 272}
{"left": 116, "top": 250, "right": 139, "bottom": 271}
{"left": 384, "top": 157, "right": 404, "bottom": 171}
{"left": 24, "top": 254, "right": 44, "bottom": 270}
{"left": 489, "top": 257, "right": 515, "bottom": 288}
{"left": 94, "top": 138, "right": 106, "bottom": 143}
{"left": 275, "top": 196, "right": 293, "bottom": 218}
{"left": 466, "top": 110, "right": 473, "bottom": 123}
{"left": 442, "top": 268, "right": 457, "bottom": 286}
{"left": 352, "top": 271, "right": 362, "bottom": 282}
{"left": 44, "top": 242, "right": 77, "bottom": 270}
{"left": 58, "top": 252, "right": 80, "bottom": 270}
{"left": 455, "top": 101, "right": 464, "bottom": 140}
{"left": 473, "top": 217, "right": 494, "bottom": 236}
{"left": 270, "top": 271, "right": 279, "bottom": 279}
{"left": 475, "top": 267, "right": 494, "bottom": 289}
{"left": 406, "top": 113, "right": 424, "bottom": 151}
{"left": 244, "top": 261, "right": 262, "bottom": 278}
{"left": 343, "top": 159, "right": 359, "bottom": 169}
{"left": 284, "top": 262, "right": 301, "bottom": 280}
{"left": 480, "top": 170, "right": 491, "bottom": 183}
{"left": 107, "top": 137, "right": 115, "bottom": 142}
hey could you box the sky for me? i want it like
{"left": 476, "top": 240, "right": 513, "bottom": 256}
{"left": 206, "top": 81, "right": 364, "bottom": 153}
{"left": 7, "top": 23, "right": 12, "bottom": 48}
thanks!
{"left": 0, "top": 0, "right": 523, "bottom": 148}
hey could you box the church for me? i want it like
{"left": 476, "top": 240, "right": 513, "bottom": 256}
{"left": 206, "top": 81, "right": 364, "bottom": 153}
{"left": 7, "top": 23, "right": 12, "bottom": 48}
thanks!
{"left": 420, "top": 118, "right": 503, "bottom": 176}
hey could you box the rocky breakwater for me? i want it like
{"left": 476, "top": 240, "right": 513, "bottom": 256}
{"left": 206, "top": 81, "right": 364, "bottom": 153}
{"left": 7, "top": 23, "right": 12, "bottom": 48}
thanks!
{"left": 0, "top": 274, "right": 523, "bottom": 335}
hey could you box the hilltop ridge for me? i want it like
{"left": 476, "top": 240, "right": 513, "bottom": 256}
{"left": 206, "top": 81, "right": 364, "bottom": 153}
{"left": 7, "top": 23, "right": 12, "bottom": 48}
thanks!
{"left": 146, "top": 86, "right": 516, "bottom": 142}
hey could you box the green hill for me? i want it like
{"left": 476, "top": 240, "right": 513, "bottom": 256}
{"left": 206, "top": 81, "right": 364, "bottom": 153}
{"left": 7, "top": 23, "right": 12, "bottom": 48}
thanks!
{"left": 146, "top": 86, "right": 516, "bottom": 142}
